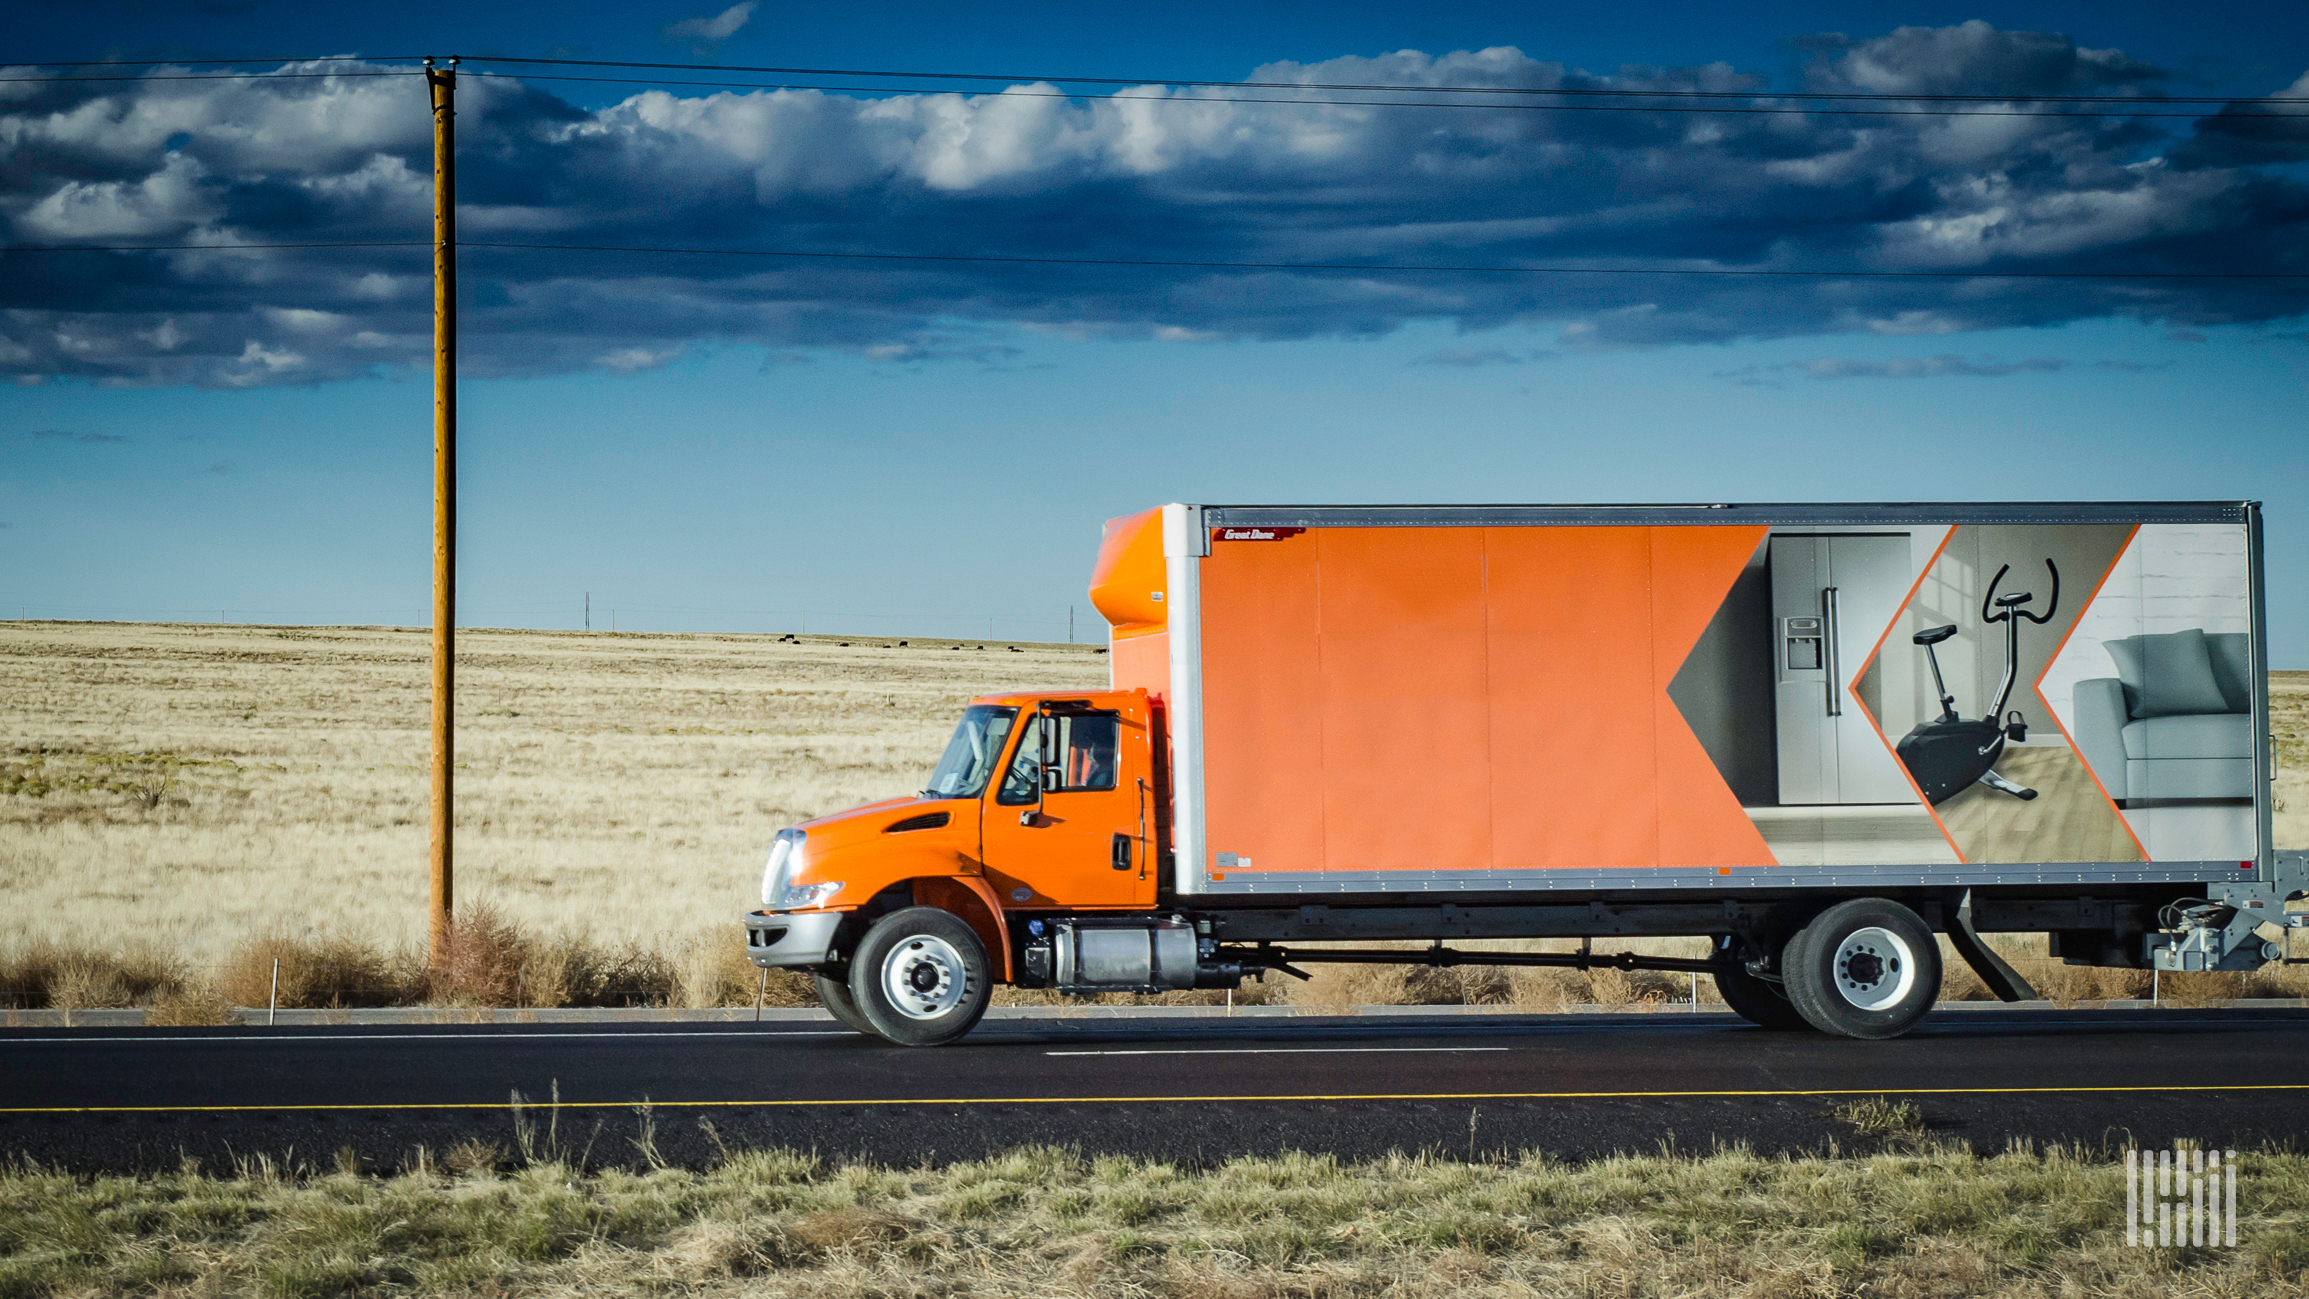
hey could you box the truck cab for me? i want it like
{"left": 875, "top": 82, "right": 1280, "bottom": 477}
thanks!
{"left": 742, "top": 688, "right": 1166, "bottom": 1044}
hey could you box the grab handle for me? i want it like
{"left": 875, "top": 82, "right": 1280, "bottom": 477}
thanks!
{"left": 1823, "top": 586, "right": 1842, "bottom": 717}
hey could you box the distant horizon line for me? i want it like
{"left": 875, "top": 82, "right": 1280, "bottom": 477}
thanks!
{"left": 0, "top": 616, "right": 1106, "bottom": 650}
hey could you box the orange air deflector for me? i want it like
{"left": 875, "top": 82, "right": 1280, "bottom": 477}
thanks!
{"left": 1091, "top": 506, "right": 1170, "bottom": 699}
{"left": 1090, "top": 508, "right": 1167, "bottom": 635}
{"left": 1198, "top": 525, "right": 1775, "bottom": 875}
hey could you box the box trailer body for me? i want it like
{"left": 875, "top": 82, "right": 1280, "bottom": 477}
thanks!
{"left": 746, "top": 501, "right": 2304, "bottom": 1045}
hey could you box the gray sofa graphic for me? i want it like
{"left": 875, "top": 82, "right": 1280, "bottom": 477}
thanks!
{"left": 2072, "top": 629, "right": 2253, "bottom": 806}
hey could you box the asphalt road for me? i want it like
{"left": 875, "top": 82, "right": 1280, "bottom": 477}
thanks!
{"left": 5, "top": 1009, "right": 2305, "bottom": 1172}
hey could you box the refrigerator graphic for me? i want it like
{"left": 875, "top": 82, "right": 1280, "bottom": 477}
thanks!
{"left": 1771, "top": 535, "right": 1914, "bottom": 805}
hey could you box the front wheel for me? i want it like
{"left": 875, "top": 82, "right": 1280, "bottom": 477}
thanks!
{"left": 848, "top": 907, "right": 993, "bottom": 1046}
{"left": 1782, "top": 898, "right": 1941, "bottom": 1039}
{"left": 814, "top": 970, "right": 876, "bottom": 1036}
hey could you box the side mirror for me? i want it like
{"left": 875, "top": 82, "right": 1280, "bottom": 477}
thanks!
{"left": 1040, "top": 766, "right": 1061, "bottom": 793}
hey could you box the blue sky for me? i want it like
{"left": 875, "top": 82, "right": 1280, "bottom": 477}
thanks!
{"left": 4, "top": 1, "right": 2307, "bottom": 659}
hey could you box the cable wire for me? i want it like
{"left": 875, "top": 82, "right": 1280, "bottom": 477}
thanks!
{"left": 0, "top": 71, "right": 418, "bottom": 84}
{"left": 6, "top": 55, "right": 423, "bottom": 67}
{"left": 13, "top": 63, "right": 2290, "bottom": 115}
{"left": 1, "top": 242, "right": 426, "bottom": 252}
{"left": 6, "top": 238, "right": 2304, "bottom": 279}
{"left": 456, "top": 241, "right": 2309, "bottom": 280}
{"left": 475, "top": 71, "right": 2308, "bottom": 118}
{"left": 5, "top": 51, "right": 2300, "bottom": 108}
{"left": 459, "top": 54, "right": 2309, "bottom": 106}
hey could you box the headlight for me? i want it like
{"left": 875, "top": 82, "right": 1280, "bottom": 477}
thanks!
{"left": 760, "top": 829, "right": 842, "bottom": 910}
{"left": 761, "top": 829, "right": 802, "bottom": 907}
{"left": 774, "top": 880, "right": 844, "bottom": 909}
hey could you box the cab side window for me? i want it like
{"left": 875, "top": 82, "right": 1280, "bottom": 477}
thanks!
{"left": 995, "top": 712, "right": 1120, "bottom": 804}
{"left": 997, "top": 719, "right": 1043, "bottom": 805}
{"left": 1056, "top": 713, "right": 1118, "bottom": 791}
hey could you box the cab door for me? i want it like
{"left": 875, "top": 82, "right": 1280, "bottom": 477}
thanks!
{"left": 979, "top": 691, "right": 1156, "bottom": 909}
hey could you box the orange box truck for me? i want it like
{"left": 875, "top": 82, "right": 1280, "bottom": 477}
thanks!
{"left": 745, "top": 502, "right": 2301, "bottom": 1044}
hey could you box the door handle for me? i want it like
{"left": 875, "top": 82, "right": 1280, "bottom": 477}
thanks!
{"left": 1822, "top": 586, "right": 1842, "bottom": 718}
{"left": 1111, "top": 832, "right": 1133, "bottom": 871}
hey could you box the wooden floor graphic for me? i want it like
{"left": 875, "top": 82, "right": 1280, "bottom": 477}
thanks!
{"left": 1745, "top": 805, "right": 1960, "bottom": 866}
{"left": 1934, "top": 744, "right": 2145, "bottom": 864}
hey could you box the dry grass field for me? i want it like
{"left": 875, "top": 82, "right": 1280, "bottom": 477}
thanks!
{"left": 0, "top": 621, "right": 1103, "bottom": 972}
{"left": 1, "top": 622, "right": 2302, "bottom": 1012}
{"left": 6, "top": 1138, "right": 2307, "bottom": 1298}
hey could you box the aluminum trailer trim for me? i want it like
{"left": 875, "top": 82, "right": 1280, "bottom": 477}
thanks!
{"left": 2248, "top": 502, "right": 2275, "bottom": 878}
{"left": 1163, "top": 503, "right": 1210, "bottom": 900}
{"left": 1196, "top": 862, "right": 2258, "bottom": 895}
{"left": 1203, "top": 501, "right": 2252, "bottom": 528}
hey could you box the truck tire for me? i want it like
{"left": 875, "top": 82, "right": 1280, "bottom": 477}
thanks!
{"left": 1781, "top": 899, "right": 1941, "bottom": 1039}
{"left": 848, "top": 907, "right": 993, "bottom": 1046}
{"left": 1712, "top": 961, "right": 1814, "bottom": 1031}
{"left": 814, "top": 970, "right": 876, "bottom": 1036}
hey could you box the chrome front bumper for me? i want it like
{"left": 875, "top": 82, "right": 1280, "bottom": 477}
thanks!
{"left": 744, "top": 909, "right": 845, "bottom": 969}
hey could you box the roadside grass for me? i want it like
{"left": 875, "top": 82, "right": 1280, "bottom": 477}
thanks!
{"left": 1834, "top": 1096, "right": 1928, "bottom": 1138}
{"left": 9, "top": 918, "right": 2302, "bottom": 1023}
{"left": 2, "top": 1140, "right": 2303, "bottom": 1297}
{"left": 0, "top": 905, "right": 818, "bottom": 1022}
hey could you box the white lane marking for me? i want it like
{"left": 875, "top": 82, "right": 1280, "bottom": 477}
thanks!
{"left": 0, "top": 1030, "right": 853, "bottom": 1045}
{"left": 1047, "top": 1047, "right": 1510, "bottom": 1057}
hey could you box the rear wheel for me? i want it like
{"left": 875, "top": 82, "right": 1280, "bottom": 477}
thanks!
{"left": 849, "top": 907, "right": 993, "bottom": 1047}
{"left": 1711, "top": 939, "right": 1814, "bottom": 1031}
{"left": 814, "top": 970, "right": 876, "bottom": 1036}
{"left": 1782, "top": 899, "right": 1941, "bottom": 1039}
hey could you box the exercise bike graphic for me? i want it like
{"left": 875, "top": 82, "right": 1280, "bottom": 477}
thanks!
{"left": 1895, "top": 559, "right": 2060, "bottom": 805}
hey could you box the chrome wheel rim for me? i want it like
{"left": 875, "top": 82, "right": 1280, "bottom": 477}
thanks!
{"left": 882, "top": 934, "right": 968, "bottom": 1020}
{"left": 1832, "top": 926, "right": 1915, "bottom": 1012}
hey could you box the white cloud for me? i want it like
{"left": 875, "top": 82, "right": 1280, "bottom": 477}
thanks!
{"left": 1419, "top": 347, "right": 1524, "bottom": 367}
{"left": 223, "top": 340, "right": 306, "bottom": 387}
{"left": 1798, "top": 353, "right": 2066, "bottom": 378}
{"left": 21, "top": 151, "right": 216, "bottom": 239}
{"left": 1, "top": 27, "right": 2305, "bottom": 387}
{"left": 1720, "top": 353, "right": 2069, "bottom": 382}
{"left": 662, "top": 2, "right": 759, "bottom": 58}
{"left": 595, "top": 346, "right": 681, "bottom": 373}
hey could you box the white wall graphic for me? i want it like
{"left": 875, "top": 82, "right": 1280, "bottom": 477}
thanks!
{"left": 2044, "top": 524, "right": 2255, "bottom": 861}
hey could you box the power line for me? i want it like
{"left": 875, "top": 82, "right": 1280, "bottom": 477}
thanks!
{"left": 9, "top": 61, "right": 2289, "bottom": 115}
{"left": 5, "top": 51, "right": 2301, "bottom": 110}
{"left": 0, "top": 71, "right": 416, "bottom": 84}
{"left": 6, "top": 55, "right": 421, "bottom": 67}
{"left": 462, "top": 241, "right": 2309, "bottom": 279}
{"left": 475, "top": 72, "right": 2309, "bottom": 119}
{"left": 7, "top": 239, "right": 2304, "bottom": 280}
{"left": 459, "top": 54, "right": 2309, "bottom": 107}
{"left": 1, "top": 241, "right": 425, "bottom": 252}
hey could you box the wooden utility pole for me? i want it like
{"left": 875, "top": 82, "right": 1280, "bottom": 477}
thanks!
{"left": 426, "top": 57, "right": 458, "bottom": 974}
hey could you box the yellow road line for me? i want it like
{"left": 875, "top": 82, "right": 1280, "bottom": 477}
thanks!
{"left": 4, "top": 1082, "right": 2306, "bottom": 1115}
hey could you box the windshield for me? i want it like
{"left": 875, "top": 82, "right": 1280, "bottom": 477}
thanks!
{"left": 922, "top": 705, "right": 1018, "bottom": 799}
